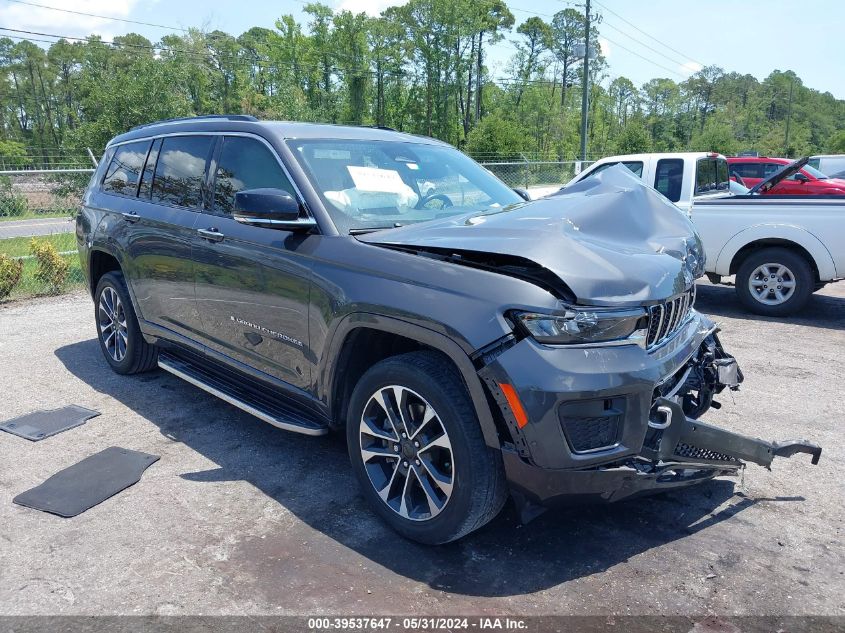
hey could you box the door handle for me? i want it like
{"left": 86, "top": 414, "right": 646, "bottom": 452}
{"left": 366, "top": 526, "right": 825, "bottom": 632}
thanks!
{"left": 121, "top": 212, "right": 140, "bottom": 223}
{"left": 197, "top": 228, "right": 225, "bottom": 242}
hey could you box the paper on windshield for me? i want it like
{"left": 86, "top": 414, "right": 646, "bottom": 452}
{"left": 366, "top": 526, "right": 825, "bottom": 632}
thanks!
{"left": 347, "top": 166, "right": 407, "bottom": 193}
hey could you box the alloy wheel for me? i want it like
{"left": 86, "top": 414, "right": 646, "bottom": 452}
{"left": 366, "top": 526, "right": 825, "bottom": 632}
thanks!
{"left": 359, "top": 385, "right": 455, "bottom": 521}
{"left": 98, "top": 286, "right": 128, "bottom": 362}
{"left": 748, "top": 262, "right": 796, "bottom": 306}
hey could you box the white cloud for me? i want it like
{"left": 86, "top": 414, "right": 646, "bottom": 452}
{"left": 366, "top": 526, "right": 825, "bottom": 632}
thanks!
{"left": 333, "top": 0, "right": 408, "bottom": 17}
{"left": 0, "top": 0, "right": 142, "bottom": 40}
{"left": 598, "top": 37, "right": 611, "bottom": 58}
{"left": 680, "top": 61, "right": 703, "bottom": 75}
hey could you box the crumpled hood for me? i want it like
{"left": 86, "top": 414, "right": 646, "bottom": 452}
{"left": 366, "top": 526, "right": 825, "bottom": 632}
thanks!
{"left": 358, "top": 165, "right": 704, "bottom": 305}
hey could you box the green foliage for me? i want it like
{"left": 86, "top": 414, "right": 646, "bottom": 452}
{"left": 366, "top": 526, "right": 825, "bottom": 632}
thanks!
{"left": 0, "top": 176, "right": 28, "bottom": 217}
{"left": 0, "top": 140, "right": 30, "bottom": 168}
{"left": 828, "top": 131, "right": 845, "bottom": 154}
{"left": 615, "top": 121, "right": 651, "bottom": 154}
{"left": 689, "top": 120, "right": 738, "bottom": 156}
{"left": 465, "top": 113, "right": 528, "bottom": 158}
{"left": 0, "top": 253, "right": 23, "bottom": 298}
{"left": 29, "top": 238, "right": 69, "bottom": 293}
{"left": 0, "top": 2, "right": 842, "bottom": 163}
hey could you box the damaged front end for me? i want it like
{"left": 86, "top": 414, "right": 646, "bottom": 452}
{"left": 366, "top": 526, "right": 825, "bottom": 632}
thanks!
{"left": 484, "top": 331, "right": 821, "bottom": 522}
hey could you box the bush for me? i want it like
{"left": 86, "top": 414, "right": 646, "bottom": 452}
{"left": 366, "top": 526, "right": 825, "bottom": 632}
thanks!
{"left": 0, "top": 176, "right": 28, "bottom": 217}
{"left": 30, "top": 238, "right": 69, "bottom": 293}
{"left": 0, "top": 253, "right": 23, "bottom": 298}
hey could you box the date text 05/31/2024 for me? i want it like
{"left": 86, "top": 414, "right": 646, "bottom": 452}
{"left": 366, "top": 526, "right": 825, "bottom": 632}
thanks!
{"left": 307, "top": 617, "right": 528, "bottom": 630}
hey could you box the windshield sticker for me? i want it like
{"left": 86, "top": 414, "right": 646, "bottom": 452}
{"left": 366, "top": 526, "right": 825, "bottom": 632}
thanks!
{"left": 347, "top": 165, "right": 407, "bottom": 193}
{"left": 313, "top": 149, "right": 351, "bottom": 159}
{"left": 406, "top": 163, "right": 419, "bottom": 170}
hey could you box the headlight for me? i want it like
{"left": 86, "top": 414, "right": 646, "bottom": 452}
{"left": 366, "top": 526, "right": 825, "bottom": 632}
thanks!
{"left": 513, "top": 307, "right": 648, "bottom": 346}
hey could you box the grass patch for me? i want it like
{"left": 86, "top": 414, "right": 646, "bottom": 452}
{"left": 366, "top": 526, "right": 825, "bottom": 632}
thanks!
{"left": 0, "top": 233, "right": 77, "bottom": 257}
{"left": 0, "top": 210, "right": 75, "bottom": 223}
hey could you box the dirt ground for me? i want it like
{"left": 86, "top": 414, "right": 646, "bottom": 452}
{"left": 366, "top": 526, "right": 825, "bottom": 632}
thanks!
{"left": 0, "top": 280, "right": 842, "bottom": 621}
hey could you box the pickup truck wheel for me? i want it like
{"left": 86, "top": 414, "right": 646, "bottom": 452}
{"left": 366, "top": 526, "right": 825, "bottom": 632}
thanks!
{"left": 94, "top": 271, "right": 158, "bottom": 374}
{"left": 736, "top": 248, "right": 813, "bottom": 316}
{"left": 346, "top": 351, "right": 507, "bottom": 544}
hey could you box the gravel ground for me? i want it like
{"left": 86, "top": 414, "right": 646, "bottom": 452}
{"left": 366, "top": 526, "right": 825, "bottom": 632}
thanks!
{"left": 0, "top": 280, "right": 842, "bottom": 619}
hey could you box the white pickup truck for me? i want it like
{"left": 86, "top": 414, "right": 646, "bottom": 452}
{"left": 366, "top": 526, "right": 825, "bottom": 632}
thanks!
{"left": 566, "top": 153, "right": 844, "bottom": 316}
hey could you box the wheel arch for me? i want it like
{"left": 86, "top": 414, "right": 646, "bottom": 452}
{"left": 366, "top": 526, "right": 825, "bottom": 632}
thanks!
{"left": 714, "top": 226, "right": 836, "bottom": 280}
{"left": 321, "top": 313, "right": 502, "bottom": 450}
{"left": 88, "top": 248, "right": 123, "bottom": 297}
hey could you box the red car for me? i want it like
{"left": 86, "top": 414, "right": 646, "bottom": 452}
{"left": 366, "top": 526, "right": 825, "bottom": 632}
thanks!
{"left": 727, "top": 156, "right": 845, "bottom": 195}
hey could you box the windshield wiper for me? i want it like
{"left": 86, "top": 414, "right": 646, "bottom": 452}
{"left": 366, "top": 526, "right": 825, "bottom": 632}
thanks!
{"left": 349, "top": 223, "right": 404, "bottom": 235}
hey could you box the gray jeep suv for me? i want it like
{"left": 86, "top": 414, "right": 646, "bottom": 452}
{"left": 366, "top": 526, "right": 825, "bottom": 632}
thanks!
{"left": 77, "top": 115, "right": 820, "bottom": 544}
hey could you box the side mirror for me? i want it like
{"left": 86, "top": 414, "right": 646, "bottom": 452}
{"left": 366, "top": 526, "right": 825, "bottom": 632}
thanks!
{"left": 513, "top": 187, "right": 531, "bottom": 201}
{"left": 233, "top": 188, "right": 316, "bottom": 231}
{"left": 793, "top": 172, "right": 809, "bottom": 183}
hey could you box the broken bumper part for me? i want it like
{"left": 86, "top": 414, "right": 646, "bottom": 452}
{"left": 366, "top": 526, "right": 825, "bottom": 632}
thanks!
{"left": 652, "top": 398, "right": 822, "bottom": 469}
{"left": 506, "top": 397, "right": 821, "bottom": 519}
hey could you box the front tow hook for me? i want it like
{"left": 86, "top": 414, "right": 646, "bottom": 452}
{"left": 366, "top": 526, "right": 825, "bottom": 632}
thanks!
{"left": 654, "top": 398, "right": 822, "bottom": 469}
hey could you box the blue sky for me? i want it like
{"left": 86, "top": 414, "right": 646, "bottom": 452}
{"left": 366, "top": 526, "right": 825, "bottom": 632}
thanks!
{"left": 2, "top": 0, "right": 843, "bottom": 98}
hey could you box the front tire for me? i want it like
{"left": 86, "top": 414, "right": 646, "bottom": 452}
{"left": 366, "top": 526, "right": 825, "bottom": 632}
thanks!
{"left": 346, "top": 351, "right": 507, "bottom": 544}
{"left": 94, "top": 271, "right": 158, "bottom": 374}
{"left": 735, "top": 248, "right": 813, "bottom": 316}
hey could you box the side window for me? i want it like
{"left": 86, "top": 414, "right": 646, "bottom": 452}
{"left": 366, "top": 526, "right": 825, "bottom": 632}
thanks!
{"left": 138, "top": 138, "right": 162, "bottom": 199}
{"left": 730, "top": 163, "right": 760, "bottom": 179}
{"left": 653, "top": 158, "right": 684, "bottom": 202}
{"left": 151, "top": 135, "right": 214, "bottom": 208}
{"left": 101, "top": 140, "right": 151, "bottom": 197}
{"left": 761, "top": 163, "right": 783, "bottom": 177}
{"left": 622, "top": 161, "right": 644, "bottom": 178}
{"left": 213, "top": 136, "right": 295, "bottom": 215}
{"left": 584, "top": 161, "right": 643, "bottom": 180}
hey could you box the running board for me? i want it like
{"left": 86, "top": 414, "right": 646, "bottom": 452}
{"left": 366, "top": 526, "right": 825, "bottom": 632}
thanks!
{"left": 157, "top": 352, "right": 328, "bottom": 437}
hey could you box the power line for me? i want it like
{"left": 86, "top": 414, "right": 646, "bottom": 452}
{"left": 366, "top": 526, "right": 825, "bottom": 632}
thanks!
{"left": 2, "top": 0, "right": 190, "bottom": 32}
{"left": 596, "top": 18, "right": 688, "bottom": 68}
{"left": 591, "top": 0, "right": 705, "bottom": 68}
{"left": 599, "top": 33, "right": 686, "bottom": 78}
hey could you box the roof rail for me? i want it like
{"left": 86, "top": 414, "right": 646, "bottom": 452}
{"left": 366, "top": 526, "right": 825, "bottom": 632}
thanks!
{"left": 130, "top": 114, "right": 258, "bottom": 131}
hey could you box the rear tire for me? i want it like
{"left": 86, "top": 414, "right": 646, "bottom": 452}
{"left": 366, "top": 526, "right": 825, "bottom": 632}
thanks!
{"left": 735, "top": 248, "right": 813, "bottom": 316}
{"left": 346, "top": 351, "right": 507, "bottom": 544}
{"left": 94, "top": 271, "right": 158, "bottom": 374}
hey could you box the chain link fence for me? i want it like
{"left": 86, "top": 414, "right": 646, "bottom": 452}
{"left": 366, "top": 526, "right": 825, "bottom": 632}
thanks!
{"left": 478, "top": 159, "right": 594, "bottom": 198}
{"left": 0, "top": 168, "right": 92, "bottom": 302}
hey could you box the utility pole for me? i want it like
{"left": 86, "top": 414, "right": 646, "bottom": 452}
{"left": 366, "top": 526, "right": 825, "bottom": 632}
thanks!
{"left": 579, "top": 0, "right": 591, "bottom": 162}
{"left": 784, "top": 79, "right": 794, "bottom": 157}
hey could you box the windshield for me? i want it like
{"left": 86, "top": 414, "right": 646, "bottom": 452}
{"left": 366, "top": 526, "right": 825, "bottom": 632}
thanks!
{"left": 799, "top": 164, "right": 828, "bottom": 180}
{"left": 288, "top": 139, "right": 523, "bottom": 232}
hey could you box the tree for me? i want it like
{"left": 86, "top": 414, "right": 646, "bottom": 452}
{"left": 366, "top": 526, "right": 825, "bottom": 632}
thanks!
{"left": 513, "top": 17, "right": 552, "bottom": 108}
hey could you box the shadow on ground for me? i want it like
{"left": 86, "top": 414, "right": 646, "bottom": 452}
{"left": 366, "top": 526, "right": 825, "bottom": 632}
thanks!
{"left": 55, "top": 339, "right": 795, "bottom": 598}
{"left": 694, "top": 281, "right": 845, "bottom": 332}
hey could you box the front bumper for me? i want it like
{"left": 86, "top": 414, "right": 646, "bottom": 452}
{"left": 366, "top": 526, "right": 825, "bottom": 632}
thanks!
{"left": 477, "top": 311, "right": 821, "bottom": 516}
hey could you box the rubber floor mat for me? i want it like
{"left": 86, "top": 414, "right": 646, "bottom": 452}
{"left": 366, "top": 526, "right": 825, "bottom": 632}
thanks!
{"left": 0, "top": 405, "right": 100, "bottom": 441}
{"left": 13, "top": 446, "right": 160, "bottom": 517}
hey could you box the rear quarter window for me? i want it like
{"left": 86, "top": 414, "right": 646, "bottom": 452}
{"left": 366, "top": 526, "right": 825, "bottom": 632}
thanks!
{"left": 101, "top": 141, "right": 151, "bottom": 197}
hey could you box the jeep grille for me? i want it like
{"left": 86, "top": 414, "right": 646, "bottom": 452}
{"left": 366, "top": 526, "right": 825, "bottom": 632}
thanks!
{"left": 646, "top": 287, "right": 696, "bottom": 349}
